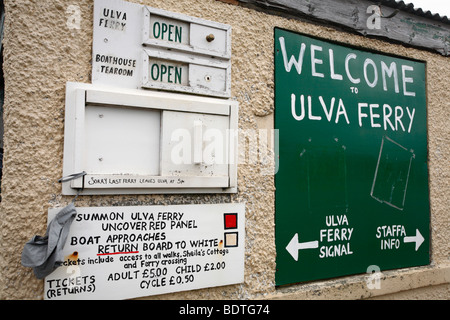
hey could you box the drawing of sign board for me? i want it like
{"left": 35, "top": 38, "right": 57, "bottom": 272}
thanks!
{"left": 92, "top": 0, "right": 231, "bottom": 97}
{"left": 61, "top": 82, "right": 238, "bottom": 195}
{"left": 44, "top": 203, "right": 245, "bottom": 300}
{"left": 299, "top": 140, "right": 349, "bottom": 214}
{"left": 371, "top": 136, "right": 415, "bottom": 211}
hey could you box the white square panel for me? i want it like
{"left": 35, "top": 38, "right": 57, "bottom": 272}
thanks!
{"left": 161, "top": 110, "right": 230, "bottom": 179}
{"left": 84, "top": 105, "right": 160, "bottom": 175}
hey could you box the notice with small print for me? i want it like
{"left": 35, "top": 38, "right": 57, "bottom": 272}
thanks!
{"left": 44, "top": 203, "right": 245, "bottom": 300}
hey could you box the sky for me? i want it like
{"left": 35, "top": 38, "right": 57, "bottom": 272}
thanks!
{"left": 408, "top": 0, "right": 450, "bottom": 17}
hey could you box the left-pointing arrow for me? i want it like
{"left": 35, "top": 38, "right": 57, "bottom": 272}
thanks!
{"left": 286, "top": 233, "right": 319, "bottom": 261}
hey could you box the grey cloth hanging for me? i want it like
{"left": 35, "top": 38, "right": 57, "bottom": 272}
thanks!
{"left": 21, "top": 203, "right": 77, "bottom": 279}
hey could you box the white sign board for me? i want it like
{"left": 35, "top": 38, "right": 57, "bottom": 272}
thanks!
{"left": 92, "top": 0, "right": 143, "bottom": 89}
{"left": 44, "top": 203, "right": 245, "bottom": 300}
{"left": 92, "top": 0, "right": 231, "bottom": 97}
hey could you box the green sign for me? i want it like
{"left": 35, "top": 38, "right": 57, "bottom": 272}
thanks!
{"left": 274, "top": 28, "right": 430, "bottom": 286}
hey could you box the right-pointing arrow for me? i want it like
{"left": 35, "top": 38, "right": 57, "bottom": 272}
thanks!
{"left": 286, "top": 233, "right": 319, "bottom": 261}
{"left": 403, "top": 229, "right": 425, "bottom": 251}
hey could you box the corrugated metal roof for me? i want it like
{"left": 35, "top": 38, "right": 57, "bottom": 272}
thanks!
{"left": 371, "top": 0, "right": 449, "bottom": 23}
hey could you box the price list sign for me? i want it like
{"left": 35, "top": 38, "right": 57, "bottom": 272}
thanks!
{"left": 44, "top": 203, "right": 245, "bottom": 300}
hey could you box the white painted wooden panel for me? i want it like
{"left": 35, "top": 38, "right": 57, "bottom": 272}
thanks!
{"left": 82, "top": 174, "right": 229, "bottom": 189}
{"left": 62, "top": 82, "right": 238, "bottom": 195}
{"left": 189, "top": 64, "right": 227, "bottom": 93}
{"left": 83, "top": 105, "right": 160, "bottom": 175}
{"left": 190, "top": 24, "right": 227, "bottom": 57}
{"left": 142, "top": 6, "right": 231, "bottom": 59}
{"left": 92, "top": 0, "right": 143, "bottom": 89}
{"left": 91, "top": 0, "right": 232, "bottom": 97}
{"left": 160, "top": 111, "right": 230, "bottom": 179}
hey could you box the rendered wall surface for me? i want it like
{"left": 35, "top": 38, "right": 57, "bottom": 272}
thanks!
{"left": 0, "top": 0, "right": 448, "bottom": 300}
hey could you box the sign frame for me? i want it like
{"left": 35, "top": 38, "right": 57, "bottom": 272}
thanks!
{"left": 141, "top": 47, "right": 231, "bottom": 98}
{"left": 62, "top": 82, "right": 238, "bottom": 196}
{"left": 141, "top": 6, "right": 232, "bottom": 59}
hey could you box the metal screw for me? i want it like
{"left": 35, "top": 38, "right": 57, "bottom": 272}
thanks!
{"left": 206, "top": 34, "right": 215, "bottom": 42}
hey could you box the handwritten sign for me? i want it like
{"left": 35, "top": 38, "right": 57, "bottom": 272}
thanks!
{"left": 274, "top": 29, "right": 430, "bottom": 286}
{"left": 81, "top": 174, "right": 229, "bottom": 189}
{"left": 92, "top": 0, "right": 142, "bottom": 88}
{"left": 44, "top": 203, "right": 245, "bottom": 300}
